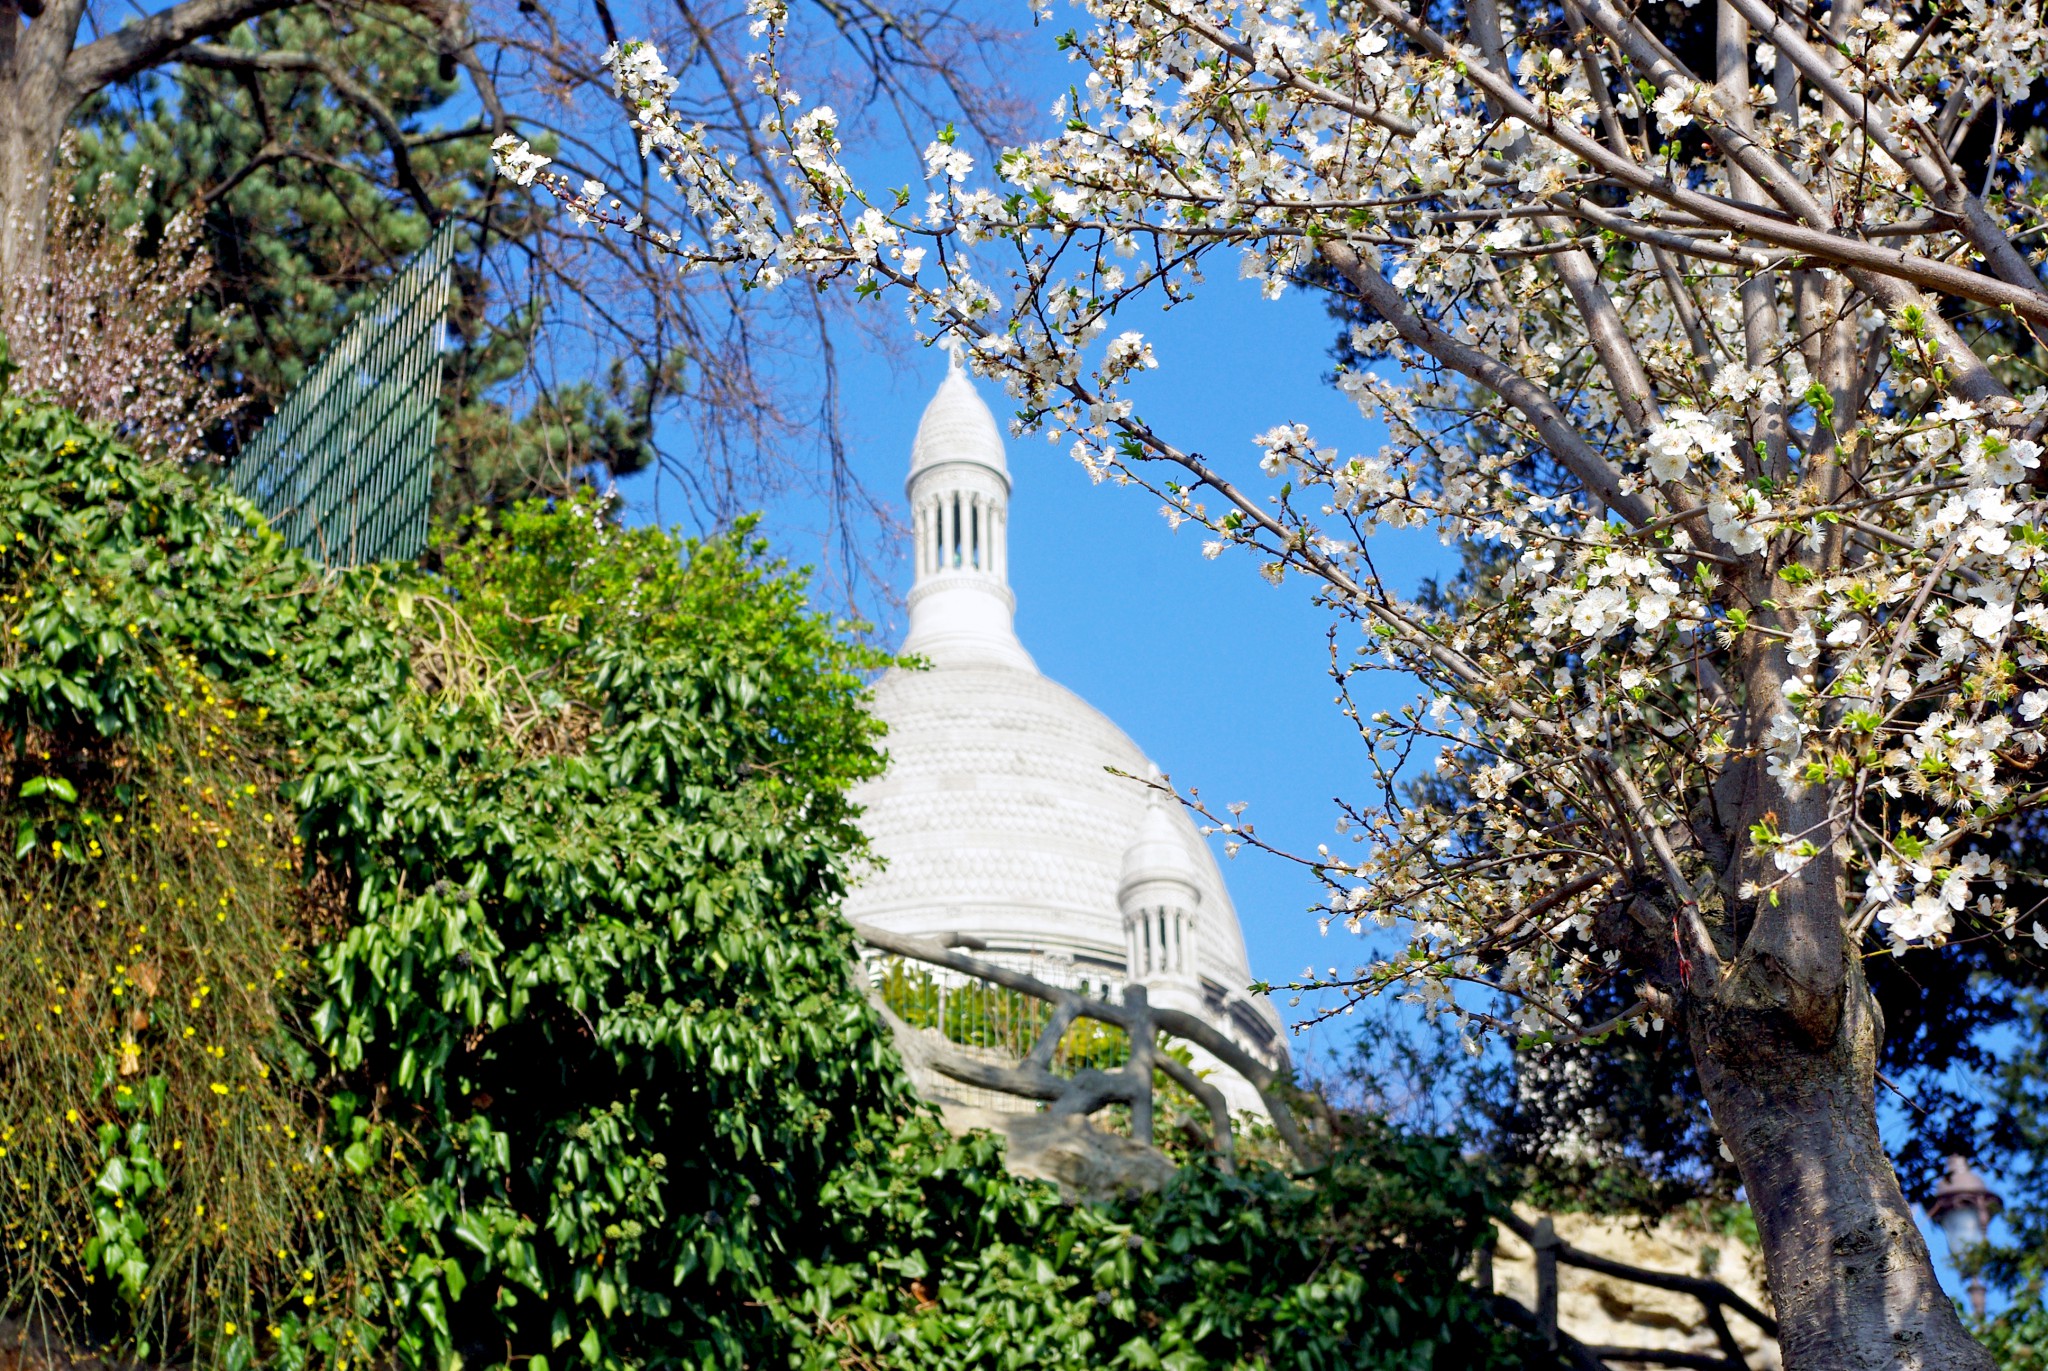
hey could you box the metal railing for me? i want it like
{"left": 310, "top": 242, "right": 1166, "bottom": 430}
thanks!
{"left": 859, "top": 924, "right": 1779, "bottom": 1368}
{"left": 1479, "top": 1211, "right": 1780, "bottom": 1371}
{"left": 852, "top": 922, "right": 1311, "bottom": 1168}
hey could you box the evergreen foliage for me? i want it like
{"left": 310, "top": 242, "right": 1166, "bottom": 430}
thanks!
{"left": 0, "top": 387, "right": 1532, "bottom": 1370}
{"left": 71, "top": 5, "right": 660, "bottom": 517}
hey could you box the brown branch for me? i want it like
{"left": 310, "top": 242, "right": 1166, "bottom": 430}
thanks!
{"left": 1350, "top": 0, "right": 2040, "bottom": 398}
{"left": 1315, "top": 239, "right": 1657, "bottom": 528}
{"left": 176, "top": 41, "right": 441, "bottom": 222}
{"left": 852, "top": 922, "right": 1314, "bottom": 1165}
{"left": 63, "top": 0, "right": 294, "bottom": 99}
{"left": 1720, "top": 0, "right": 2044, "bottom": 298}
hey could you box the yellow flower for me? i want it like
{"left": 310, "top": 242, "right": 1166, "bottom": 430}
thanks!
{"left": 209, "top": 1083, "right": 228, "bottom": 1096}
{"left": 223, "top": 1323, "right": 236, "bottom": 1337}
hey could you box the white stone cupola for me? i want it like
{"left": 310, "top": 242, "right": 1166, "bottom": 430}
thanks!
{"left": 902, "top": 354, "right": 1034, "bottom": 672}
{"left": 1118, "top": 786, "right": 1203, "bottom": 1010}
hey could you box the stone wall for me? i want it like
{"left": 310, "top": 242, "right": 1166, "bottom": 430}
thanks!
{"left": 1489, "top": 1206, "right": 1781, "bottom": 1369}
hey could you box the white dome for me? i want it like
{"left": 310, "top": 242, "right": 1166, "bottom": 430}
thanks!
{"left": 845, "top": 661, "right": 1288, "bottom": 1067}
{"left": 848, "top": 360, "right": 1290, "bottom": 1091}
{"left": 909, "top": 357, "right": 1008, "bottom": 483}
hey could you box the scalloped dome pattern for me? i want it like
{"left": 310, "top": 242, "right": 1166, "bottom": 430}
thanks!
{"left": 909, "top": 362, "right": 1008, "bottom": 479}
{"left": 844, "top": 661, "right": 1282, "bottom": 1053}
{"left": 849, "top": 362, "right": 1289, "bottom": 1084}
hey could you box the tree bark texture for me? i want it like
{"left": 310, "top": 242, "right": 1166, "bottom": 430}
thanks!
{"left": 1690, "top": 952, "right": 1991, "bottom": 1370}
{"left": 0, "top": 103, "right": 65, "bottom": 302}
{"left": 0, "top": 0, "right": 79, "bottom": 299}
{"left": 0, "top": 0, "right": 297, "bottom": 302}
{"left": 1659, "top": 565, "right": 1992, "bottom": 1367}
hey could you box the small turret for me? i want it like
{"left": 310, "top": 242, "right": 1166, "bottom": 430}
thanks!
{"left": 1119, "top": 785, "right": 1203, "bottom": 1008}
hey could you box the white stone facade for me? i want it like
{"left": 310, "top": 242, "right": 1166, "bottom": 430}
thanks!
{"left": 845, "top": 360, "right": 1290, "bottom": 1115}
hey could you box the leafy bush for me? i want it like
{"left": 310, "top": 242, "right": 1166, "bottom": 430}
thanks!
{"left": 1, "top": 394, "right": 1538, "bottom": 1371}
{"left": 784, "top": 1120, "right": 1537, "bottom": 1371}
{"left": 1977, "top": 1294, "right": 2048, "bottom": 1370}
{"left": 285, "top": 495, "right": 908, "bottom": 1371}
{"left": 0, "top": 392, "right": 388, "bottom": 1365}
{"left": 0, "top": 400, "right": 903, "bottom": 1367}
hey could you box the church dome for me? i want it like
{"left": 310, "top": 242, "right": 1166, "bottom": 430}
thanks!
{"left": 845, "top": 361, "right": 1289, "bottom": 1088}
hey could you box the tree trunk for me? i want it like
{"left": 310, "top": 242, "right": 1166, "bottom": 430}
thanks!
{"left": 1690, "top": 953, "right": 1992, "bottom": 1370}
{"left": 0, "top": 92, "right": 65, "bottom": 302}
{"left": 0, "top": 1, "right": 84, "bottom": 308}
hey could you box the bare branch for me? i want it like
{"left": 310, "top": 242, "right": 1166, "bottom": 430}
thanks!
{"left": 63, "top": 0, "right": 294, "bottom": 99}
{"left": 177, "top": 42, "right": 441, "bottom": 221}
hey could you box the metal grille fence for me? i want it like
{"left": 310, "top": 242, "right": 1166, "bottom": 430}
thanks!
{"left": 228, "top": 219, "right": 458, "bottom": 566}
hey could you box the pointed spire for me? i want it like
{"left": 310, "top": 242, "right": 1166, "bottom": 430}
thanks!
{"left": 910, "top": 350, "right": 1007, "bottom": 481}
{"left": 1120, "top": 777, "right": 1203, "bottom": 989}
{"left": 901, "top": 358, "right": 1032, "bottom": 671}
{"left": 1120, "top": 781, "right": 1203, "bottom": 896}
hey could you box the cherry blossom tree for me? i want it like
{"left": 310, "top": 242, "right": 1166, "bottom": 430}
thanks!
{"left": 2, "top": 152, "right": 241, "bottom": 462}
{"left": 498, "top": 0, "right": 2048, "bottom": 1363}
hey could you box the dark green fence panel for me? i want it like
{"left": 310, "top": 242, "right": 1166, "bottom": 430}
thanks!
{"left": 228, "top": 219, "right": 458, "bottom": 566}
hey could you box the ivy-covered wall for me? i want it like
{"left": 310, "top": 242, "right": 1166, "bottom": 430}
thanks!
{"left": 0, "top": 387, "right": 1544, "bottom": 1371}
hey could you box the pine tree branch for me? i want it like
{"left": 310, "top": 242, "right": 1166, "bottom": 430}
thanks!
{"left": 176, "top": 41, "right": 441, "bottom": 222}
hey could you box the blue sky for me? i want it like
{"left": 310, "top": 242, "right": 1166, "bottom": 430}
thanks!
{"left": 610, "top": 9, "right": 1460, "bottom": 1074}
{"left": 616, "top": 261, "right": 1458, "bottom": 1069}
{"left": 605, "top": 8, "right": 2002, "bottom": 1304}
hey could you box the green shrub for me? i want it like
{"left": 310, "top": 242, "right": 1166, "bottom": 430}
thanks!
{"left": 1976, "top": 1293, "right": 2048, "bottom": 1370}
{"left": 1, "top": 391, "right": 1539, "bottom": 1371}
{"left": 0, "top": 393, "right": 391, "bottom": 1367}
{"left": 784, "top": 1119, "right": 1535, "bottom": 1371}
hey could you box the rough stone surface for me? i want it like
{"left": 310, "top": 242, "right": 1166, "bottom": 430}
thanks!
{"left": 1491, "top": 1206, "right": 1782, "bottom": 1369}
{"left": 941, "top": 1102, "right": 1176, "bottom": 1203}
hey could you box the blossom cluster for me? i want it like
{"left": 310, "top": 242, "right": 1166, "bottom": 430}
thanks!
{"left": 495, "top": 0, "right": 2048, "bottom": 1043}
